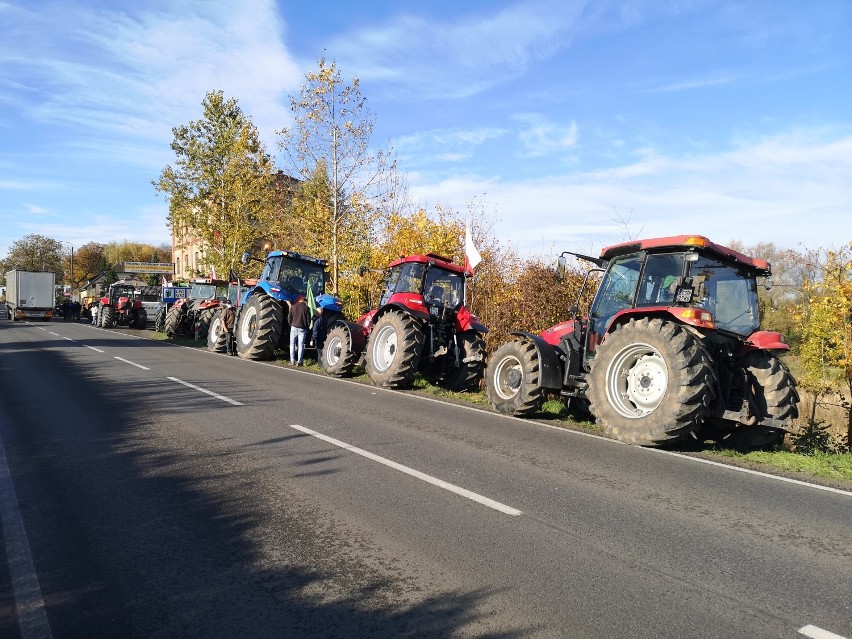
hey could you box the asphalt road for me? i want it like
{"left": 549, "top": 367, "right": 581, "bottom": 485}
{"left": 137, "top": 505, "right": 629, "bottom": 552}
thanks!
{"left": 0, "top": 319, "right": 850, "bottom": 638}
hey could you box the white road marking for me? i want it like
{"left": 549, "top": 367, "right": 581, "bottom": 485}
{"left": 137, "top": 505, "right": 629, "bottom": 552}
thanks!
{"left": 799, "top": 624, "right": 849, "bottom": 639}
{"left": 289, "top": 424, "right": 523, "bottom": 516}
{"left": 167, "top": 377, "right": 243, "bottom": 405}
{"left": 0, "top": 411, "right": 53, "bottom": 639}
{"left": 649, "top": 448, "right": 852, "bottom": 497}
{"left": 85, "top": 345, "right": 104, "bottom": 353}
{"left": 114, "top": 357, "right": 150, "bottom": 370}
{"left": 48, "top": 332, "right": 59, "bottom": 337}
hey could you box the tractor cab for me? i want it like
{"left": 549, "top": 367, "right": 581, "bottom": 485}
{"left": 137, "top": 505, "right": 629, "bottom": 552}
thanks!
{"left": 587, "top": 235, "right": 767, "bottom": 348}
{"left": 375, "top": 254, "right": 466, "bottom": 320}
{"left": 253, "top": 250, "right": 327, "bottom": 303}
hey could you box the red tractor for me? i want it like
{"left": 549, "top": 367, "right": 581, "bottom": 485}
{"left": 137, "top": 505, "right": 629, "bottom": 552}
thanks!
{"left": 322, "top": 253, "right": 487, "bottom": 391}
{"left": 163, "top": 277, "right": 229, "bottom": 340}
{"left": 206, "top": 278, "right": 257, "bottom": 353}
{"left": 97, "top": 283, "right": 147, "bottom": 329}
{"left": 485, "top": 235, "right": 799, "bottom": 449}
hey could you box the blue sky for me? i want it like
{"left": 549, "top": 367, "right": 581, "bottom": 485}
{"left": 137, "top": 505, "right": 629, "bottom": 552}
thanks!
{"left": 1, "top": 0, "right": 850, "bottom": 261}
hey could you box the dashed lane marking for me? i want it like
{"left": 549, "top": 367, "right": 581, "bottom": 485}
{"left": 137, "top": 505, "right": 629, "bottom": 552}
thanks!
{"left": 167, "top": 377, "right": 243, "bottom": 406}
{"left": 799, "top": 625, "right": 849, "bottom": 639}
{"left": 289, "top": 424, "right": 523, "bottom": 516}
{"left": 114, "top": 357, "right": 150, "bottom": 370}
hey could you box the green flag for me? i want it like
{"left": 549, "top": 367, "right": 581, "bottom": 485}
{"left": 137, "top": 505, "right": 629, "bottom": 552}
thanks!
{"left": 306, "top": 282, "right": 317, "bottom": 318}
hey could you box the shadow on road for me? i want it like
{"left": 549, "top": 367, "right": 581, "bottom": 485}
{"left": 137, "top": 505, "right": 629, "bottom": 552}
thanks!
{"left": 0, "top": 328, "right": 529, "bottom": 638}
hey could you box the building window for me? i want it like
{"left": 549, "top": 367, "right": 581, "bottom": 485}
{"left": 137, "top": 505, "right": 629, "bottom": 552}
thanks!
{"left": 176, "top": 257, "right": 181, "bottom": 275}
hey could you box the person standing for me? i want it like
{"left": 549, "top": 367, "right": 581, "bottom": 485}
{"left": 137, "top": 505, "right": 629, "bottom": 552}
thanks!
{"left": 221, "top": 303, "right": 236, "bottom": 355}
{"left": 288, "top": 297, "right": 311, "bottom": 366}
{"left": 312, "top": 307, "right": 328, "bottom": 367}
{"left": 90, "top": 303, "right": 99, "bottom": 325}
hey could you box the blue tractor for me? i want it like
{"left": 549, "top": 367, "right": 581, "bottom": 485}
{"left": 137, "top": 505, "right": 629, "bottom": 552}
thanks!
{"left": 233, "top": 248, "right": 330, "bottom": 360}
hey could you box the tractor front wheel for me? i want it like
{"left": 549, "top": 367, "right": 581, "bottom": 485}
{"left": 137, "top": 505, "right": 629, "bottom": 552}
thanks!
{"left": 236, "top": 293, "right": 283, "bottom": 361}
{"left": 207, "top": 310, "right": 229, "bottom": 353}
{"left": 323, "top": 324, "right": 361, "bottom": 377}
{"left": 100, "top": 305, "right": 115, "bottom": 328}
{"left": 164, "top": 305, "right": 183, "bottom": 337}
{"left": 154, "top": 306, "right": 167, "bottom": 332}
{"left": 133, "top": 308, "right": 148, "bottom": 329}
{"left": 365, "top": 311, "right": 424, "bottom": 388}
{"left": 197, "top": 308, "right": 216, "bottom": 340}
{"left": 587, "top": 317, "right": 715, "bottom": 446}
{"left": 486, "top": 339, "right": 546, "bottom": 416}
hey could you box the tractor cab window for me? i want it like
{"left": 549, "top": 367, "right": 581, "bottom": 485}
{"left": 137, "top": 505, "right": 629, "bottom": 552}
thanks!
{"left": 637, "top": 253, "right": 685, "bottom": 306}
{"left": 190, "top": 283, "right": 218, "bottom": 300}
{"left": 379, "top": 262, "right": 425, "bottom": 307}
{"left": 424, "top": 268, "right": 463, "bottom": 309}
{"left": 590, "top": 255, "right": 643, "bottom": 333}
{"left": 272, "top": 256, "right": 326, "bottom": 297}
{"left": 687, "top": 255, "right": 760, "bottom": 336}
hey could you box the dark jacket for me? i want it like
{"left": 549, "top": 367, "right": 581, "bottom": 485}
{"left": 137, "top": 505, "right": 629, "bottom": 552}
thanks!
{"left": 288, "top": 299, "right": 311, "bottom": 329}
{"left": 312, "top": 312, "right": 328, "bottom": 347}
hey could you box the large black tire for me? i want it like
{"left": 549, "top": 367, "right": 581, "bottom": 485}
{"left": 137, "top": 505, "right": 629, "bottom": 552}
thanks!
{"left": 164, "top": 305, "right": 183, "bottom": 337}
{"left": 486, "top": 339, "right": 547, "bottom": 416}
{"left": 441, "top": 331, "right": 487, "bottom": 392}
{"left": 197, "top": 308, "right": 216, "bottom": 340}
{"left": 154, "top": 306, "right": 167, "bottom": 332}
{"left": 744, "top": 351, "right": 800, "bottom": 427}
{"left": 207, "top": 309, "right": 229, "bottom": 353}
{"left": 100, "top": 305, "right": 115, "bottom": 328}
{"left": 587, "top": 317, "right": 715, "bottom": 446}
{"left": 364, "top": 311, "right": 424, "bottom": 388}
{"left": 133, "top": 307, "right": 148, "bottom": 329}
{"left": 236, "top": 293, "right": 283, "bottom": 361}
{"left": 322, "top": 323, "right": 361, "bottom": 377}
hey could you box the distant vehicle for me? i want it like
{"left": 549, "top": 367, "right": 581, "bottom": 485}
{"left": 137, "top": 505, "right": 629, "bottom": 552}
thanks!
{"left": 5, "top": 270, "right": 56, "bottom": 321}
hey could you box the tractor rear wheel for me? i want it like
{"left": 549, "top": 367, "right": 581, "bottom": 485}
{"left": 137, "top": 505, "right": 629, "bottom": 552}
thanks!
{"left": 154, "top": 306, "right": 167, "bottom": 332}
{"left": 164, "top": 306, "right": 183, "bottom": 337}
{"left": 323, "top": 323, "right": 361, "bottom": 377}
{"left": 441, "top": 331, "right": 486, "bottom": 392}
{"left": 587, "top": 317, "right": 715, "bottom": 445}
{"left": 236, "top": 293, "right": 283, "bottom": 361}
{"left": 207, "top": 310, "right": 229, "bottom": 353}
{"left": 100, "top": 305, "right": 115, "bottom": 328}
{"left": 486, "top": 339, "right": 546, "bottom": 416}
{"left": 365, "top": 311, "right": 424, "bottom": 388}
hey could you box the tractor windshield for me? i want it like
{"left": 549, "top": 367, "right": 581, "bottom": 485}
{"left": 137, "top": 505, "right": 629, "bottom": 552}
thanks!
{"left": 189, "top": 284, "right": 227, "bottom": 300}
{"left": 268, "top": 255, "right": 326, "bottom": 297}
{"left": 590, "top": 255, "right": 642, "bottom": 333}
{"left": 110, "top": 286, "right": 137, "bottom": 302}
{"left": 424, "top": 267, "right": 464, "bottom": 309}
{"left": 379, "top": 262, "right": 425, "bottom": 307}
{"left": 686, "top": 255, "right": 760, "bottom": 336}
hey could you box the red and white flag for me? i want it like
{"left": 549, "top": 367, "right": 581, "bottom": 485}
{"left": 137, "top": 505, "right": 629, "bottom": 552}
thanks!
{"left": 464, "top": 219, "right": 482, "bottom": 274}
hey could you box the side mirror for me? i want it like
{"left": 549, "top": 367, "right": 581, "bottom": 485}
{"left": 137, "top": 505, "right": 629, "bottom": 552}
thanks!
{"left": 556, "top": 256, "right": 567, "bottom": 281}
{"left": 240, "top": 251, "right": 250, "bottom": 265}
{"left": 358, "top": 265, "right": 367, "bottom": 277}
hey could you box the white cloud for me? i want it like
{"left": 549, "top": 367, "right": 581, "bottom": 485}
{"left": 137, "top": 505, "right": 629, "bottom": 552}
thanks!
{"left": 409, "top": 129, "right": 852, "bottom": 254}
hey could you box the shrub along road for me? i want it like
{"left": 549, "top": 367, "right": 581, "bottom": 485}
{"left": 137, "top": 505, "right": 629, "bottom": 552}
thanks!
{"left": 1, "top": 319, "right": 850, "bottom": 638}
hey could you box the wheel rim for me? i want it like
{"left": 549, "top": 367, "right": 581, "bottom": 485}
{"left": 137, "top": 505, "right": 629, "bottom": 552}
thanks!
{"left": 209, "top": 316, "right": 221, "bottom": 341}
{"left": 326, "top": 335, "right": 342, "bottom": 366}
{"left": 372, "top": 324, "right": 398, "bottom": 372}
{"left": 239, "top": 305, "right": 258, "bottom": 344}
{"left": 605, "top": 342, "right": 668, "bottom": 418}
{"left": 492, "top": 354, "right": 522, "bottom": 400}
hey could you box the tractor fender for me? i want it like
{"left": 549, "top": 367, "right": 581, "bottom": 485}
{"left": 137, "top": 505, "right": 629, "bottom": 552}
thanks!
{"left": 456, "top": 305, "right": 488, "bottom": 333}
{"left": 331, "top": 319, "right": 369, "bottom": 357}
{"left": 744, "top": 330, "right": 790, "bottom": 351}
{"left": 509, "top": 331, "right": 563, "bottom": 390}
{"left": 374, "top": 302, "right": 430, "bottom": 325}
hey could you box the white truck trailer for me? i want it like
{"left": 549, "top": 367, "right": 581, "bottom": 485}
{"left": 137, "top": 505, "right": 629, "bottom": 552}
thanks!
{"left": 4, "top": 270, "right": 56, "bottom": 321}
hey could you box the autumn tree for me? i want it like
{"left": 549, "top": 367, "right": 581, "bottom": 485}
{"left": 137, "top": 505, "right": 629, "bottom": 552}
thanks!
{"left": 278, "top": 58, "right": 394, "bottom": 292}
{"left": 155, "top": 90, "right": 279, "bottom": 278}
{"left": 796, "top": 243, "right": 852, "bottom": 450}
{"left": 0, "top": 234, "right": 64, "bottom": 281}
{"left": 67, "top": 242, "right": 107, "bottom": 288}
